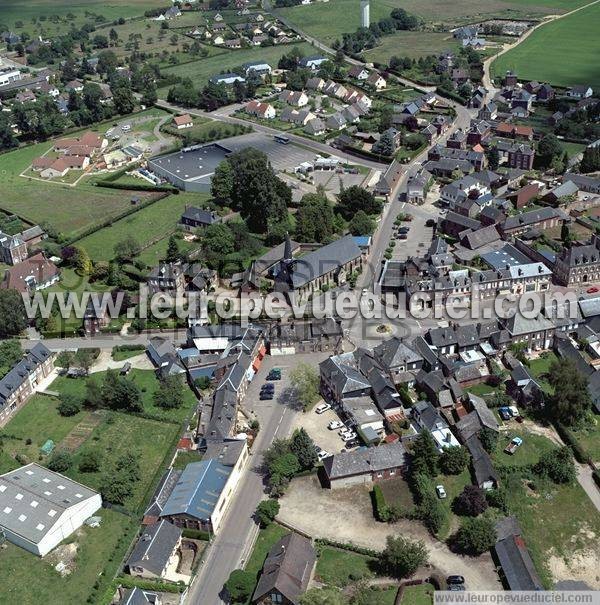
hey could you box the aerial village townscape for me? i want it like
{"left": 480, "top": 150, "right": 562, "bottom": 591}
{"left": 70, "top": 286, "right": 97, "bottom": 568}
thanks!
{"left": 0, "top": 0, "right": 599, "bottom": 604}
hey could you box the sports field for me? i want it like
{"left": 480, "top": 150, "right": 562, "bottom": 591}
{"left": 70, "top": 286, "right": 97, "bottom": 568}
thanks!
{"left": 157, "top": 42, "right": 317, "bottom": 93}
{"left": 492, "top": 2, "right": 600, "bottom": 90}
{"left": 275, "top": 0, "right": 578, "bottom": 47}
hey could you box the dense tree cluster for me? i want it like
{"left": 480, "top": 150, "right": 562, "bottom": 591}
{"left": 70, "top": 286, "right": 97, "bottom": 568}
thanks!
{"left": 547, "top": 359, "right": 593, "bottom": 426}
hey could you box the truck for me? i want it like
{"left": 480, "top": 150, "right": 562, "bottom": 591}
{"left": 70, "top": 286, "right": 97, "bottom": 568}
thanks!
{"left": 504, "top": 436, "right": 523, "bottom": 455}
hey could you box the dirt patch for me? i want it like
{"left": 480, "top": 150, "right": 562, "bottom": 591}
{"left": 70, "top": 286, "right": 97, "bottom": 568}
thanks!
{"left": 45, "top": 542, "right": 78, "bottom": 575}
{"left": 549, "top": 549, "right": 600, "bottom": 588}
{"left": 278, "top": 475, "right": 502, "bottom": 590}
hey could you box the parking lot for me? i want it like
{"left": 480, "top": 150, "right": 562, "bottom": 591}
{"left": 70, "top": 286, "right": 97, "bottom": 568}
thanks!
{"left": 390, "top": 202, "right": 438, "bottom": 261}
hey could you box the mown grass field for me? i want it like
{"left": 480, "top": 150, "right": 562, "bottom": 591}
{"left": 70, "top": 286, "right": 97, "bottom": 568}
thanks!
{"left": 363, "top": 31, "right": 460, "bottom": 64}
{"left": 157, "top": 42, "right": 316, "bottom": 93}
{"left": 76, "top": 191, "right": 212, "bottom": 261}
{"left": 492, "top": 2, "right": 600, "bottom": 90}
{"left": 275, "top": 0, "right": 572, "bottom": 47}
{"left": 315, "top": 546, "right": 376, "bottom": 587}
{"left": 0, "top": 507, "right": 132, "bottom": 605}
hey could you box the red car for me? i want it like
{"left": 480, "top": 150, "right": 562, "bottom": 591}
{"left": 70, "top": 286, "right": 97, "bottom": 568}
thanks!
{"left": 587, "top": 287, "right": 599, "bottom": 294}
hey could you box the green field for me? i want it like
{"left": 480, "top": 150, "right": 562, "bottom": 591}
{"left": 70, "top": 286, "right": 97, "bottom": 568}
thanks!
{"left": 0, "top": 507, "right": 133, "bottom": 605}
{"left": 158, "top": 42, "right": 317, "bottom": 93}
{"left": 315, "top": 547, "right": 376, "bottom": 587}
{"left": 401, "top": 583, "right": 434, "bottom": 605}
{"left": 275, "top": 0, "right": 575, "bottom": 47}
{"left": 0, "top": 0, "right": 166, "bottom": 37}
{"left": 364, "top": 31, "right": 460, "bottom": 64}
{"left": 492, "top": 2, "right": 600, "bottom": 90}
{"left": 76, "top": 191, "right": 212, "bottom": 261}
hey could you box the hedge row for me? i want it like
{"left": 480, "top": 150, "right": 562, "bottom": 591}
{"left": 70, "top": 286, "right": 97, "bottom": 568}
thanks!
{"left": 314, "top": 537, "right": 379, "bottom": 558}
{"left": 95, "top": 181, "right": 179, "bottom": 193}
{"left": 182, "top": 528, "right": 211, "bottom": 541}
{"left": 371, "top": 484, "right": 388, "bottom": 521}
{"left": 554, "top": 422, "right": 592, "bottom": 465}
{"left": 114, "top": 575, "right": 186, "bottom": 594}
{"left": 114, "top": 344, "right": 146, "bottom": 352}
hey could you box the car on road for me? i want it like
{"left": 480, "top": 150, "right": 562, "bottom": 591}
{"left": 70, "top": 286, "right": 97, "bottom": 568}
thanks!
{"left": 504, "top": 436, "right": 523, "bottom": 454}
{"left": 436, "top": 485, "right": 447, "bottom": 499}
{"left": 315, "top": 403, "right": 331, "bottom": 414}
{"left": 328, "top": 420, "right": 344, "bottom": 430}
{"left": 587, "top": 286, "right": 599, "bottom": 293}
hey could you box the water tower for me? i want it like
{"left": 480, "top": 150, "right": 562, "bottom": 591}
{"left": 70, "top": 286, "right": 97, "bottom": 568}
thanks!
{"left": 360, "top": 0, "right": 370, "bottom": 28}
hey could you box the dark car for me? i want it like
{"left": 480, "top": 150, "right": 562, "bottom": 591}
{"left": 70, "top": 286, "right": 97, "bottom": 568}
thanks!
{"left": 425, "top": 218, "right": 436, "bottom": 227}
{"left": 261, "top": 383, "right": 275, "bottom": 392}
{"left": 345, "top": 438, "right": 360, "bottom": 448}
{"left": 267, "top": 371, "right": 281, "bottom": 381}
{"left": 260, "top": 392, "right": 274, "bottom": 400}
{"left": 447, "top": 575, "right": 465, "bottom": 586}
{"left": 398, "top": 226, "right": 410, "bottom": 234}
{"left": 398, "top": 233, "right": 408, "bottom": 240}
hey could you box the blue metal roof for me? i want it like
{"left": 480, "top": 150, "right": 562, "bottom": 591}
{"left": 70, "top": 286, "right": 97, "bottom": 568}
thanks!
{"left": 160, "top": 460, "right": 232, "bottom": 521}
{"left": 353, "top": 236, "right": 372, "bottom": 248}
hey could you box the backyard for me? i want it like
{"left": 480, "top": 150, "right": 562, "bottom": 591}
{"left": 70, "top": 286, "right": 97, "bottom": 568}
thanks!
{"left": 0, "top": 507, "right": 133, "bottom": 605}
{"left": 492, "top": 2, "right": 600, "bottom": 90}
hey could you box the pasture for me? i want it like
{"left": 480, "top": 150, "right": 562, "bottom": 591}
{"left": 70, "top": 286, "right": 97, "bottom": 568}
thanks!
{"left": 157, "top": 42, "right": 316, "bottom": 93}
{"left": 492, "top": 2, "right": 600, "bottom": 90}
{"left": 363, "top": 31, "right": 460, "bottom": 64}
{"left": 275, "top": 0, "right": 574, "bottom": 47}
{"left": 76, "top": 191, "right": 212, "bottom": 261}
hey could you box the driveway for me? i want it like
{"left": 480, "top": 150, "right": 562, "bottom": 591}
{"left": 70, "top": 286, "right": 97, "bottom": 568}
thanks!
{"left": 89, "top": 350, "right": 154, "bottom": 373}
{"left": 278, "top": 475, "right": 502, "bottom": 590}
{"left": 289, "top": 405, "right": 350, "bottom": 457}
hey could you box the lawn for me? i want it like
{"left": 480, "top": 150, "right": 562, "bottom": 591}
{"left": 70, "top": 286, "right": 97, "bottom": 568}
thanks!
{"left": 527, "top": 352, "right": 558, "bottom": 394}
{"left": 76, "top": 191, "right": 212, "bottom": 261}
{"left": 466, "top": 382, "right": 496, "bottom": 397}
{"left": 492, "top": 427, "right": 556, "bottom": 468}
{"left": 173, "top": 450, "right": 204, "bottom": 470}
{"left": 315, "top": 546, "right": 376, "bottom": 587}
{"left": 573, "top": 418, "right": 600, "bottom": 464}
{"left": 379, "top": 476, "right": 415, "bottom": 510}
{"left": 157, "top": 42, "right": 317, "bottom": 93}
{"left": 401, "top": 583, "right": 434, "bottom": 605}
{"left": 111, "top": 346, "right": 146, "bottom": 361}
{"left": 136, "top": 234, "right": 198, "bottom": 266}
{"left": 492, "top": 2, "right": 600, "bottom": 90}
{"left": 244, "top": 523, "right": 290, "bottom": 579}
{"left": 364, "top": 31, "right": 460, "bottom": 64}
{"left": 433, "top": 468, "right": 472, "bottom": 539}
{"left": 0, "top": 507, "right": 133, "bottom": 605}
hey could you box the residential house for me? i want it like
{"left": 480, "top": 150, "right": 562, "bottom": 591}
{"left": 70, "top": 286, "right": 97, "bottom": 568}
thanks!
{"left": 173, "top": 114, "right": 193, "bottom": 129}
{"left": 411, "top": 400, "right": 460, "bottom": 450}
{"left": 567, "top": 85, "right": 593, "bottom": 99}
{"left": 507, "top": 143, "right": 535, "bottom": 170}
{"left": 209, "top": 73, "right": 245, "bottom": 85}
{"left": 279, "top": 89, "right": 309, "bottom": 107}
{"left": 126, "top": 520, "right": 182, "bottom": 580}
{"left": 366, "top": 72, "right": 386, "bottom": 90}
{"left": 148, "top": 262, "right": 186, "bottom": 297}
{"left": 2, "top": 253, "right": 59, "bottom": 293}
{"left": 298, "top": 55, "right": 328, "bottom": 70}
{"left": 348, "top": 65, "right": 369, "bottom": 80}
{"left": 0, "top": 231, "right": 27, "bottom": 265}
{"left": 180, "top": 206, "right": 219, "bottom": 231}
{"left": 245, "top": 100, "right": 276, "bottom": 119}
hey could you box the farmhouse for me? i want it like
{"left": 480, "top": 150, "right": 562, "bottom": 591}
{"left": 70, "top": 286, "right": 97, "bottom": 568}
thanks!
{"left": 2, "top": 253, "right": 60, "bottom": 293}
{"left": 0, "top": 231, "right": 27, "bottom": 265}
{"left": 0, "top": 463, "right": 101, "bottom": 556}
{"left": 252, "top": 532, "right": 317, "bottom": 605}
{"left": 173, "top": 114, "right": 193, "bottom": 129}
{"left": 180, "top": 206, "right": 220, "bottom": 231}
{"left": 320, "top": 441, "right": 407, "bottom": 488}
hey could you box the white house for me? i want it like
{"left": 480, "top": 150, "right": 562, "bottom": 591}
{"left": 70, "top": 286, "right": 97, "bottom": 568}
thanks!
{"left": 0, "top": 464, "right": 102, "bottom": 556}
{"left": 367, "top": 72, "right": 386, "bottom": 90}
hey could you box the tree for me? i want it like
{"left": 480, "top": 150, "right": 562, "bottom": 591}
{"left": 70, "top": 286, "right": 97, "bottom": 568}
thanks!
{"left": 372, "top": 129, "right": 395, "bottom": 156}
{"left": 534, "top": 446, "right": 575, "bottom": 484}
{"left": 112, "top": 82, "right": 135, "bottom": 114}
{"left": 411, "top": 431, "right": 439, "bottom": 477}
{"left": 290, "top": 428, "right": 318, "bottom": 470}
{"left": 479, "top": 427, "right": 498, "bottom": 453}
{"left": 58, "top": 394, "right": 82, "bottom": 417}
{"left": 337, "top": 186, "right": 381, "bottom": 220}
{"left": 580, "top": 146, "right": 600, "bottom": 173}
{"left": 487, "top": 145, "right": 500, "bottom": 171}
{"left": 100, "top": 474, "right": 133, "bottom": 505}
{"left": 47, "top": 451, "right": 73, "bottom": 473}
{"left": 537, "top": 133, "right": 563, "bottom": 169}
{"left": 561, "top": 222, "right": 571, "bottom": 245}
{"left": 85, "top": 376, "right": 103, "bottom": 409}
{"left": 453, "top": 485, "right": 488, "bottom": 516}
{"left": 79, "top": 450, "right": 101, "bottom": 473}
{"left": 289, "top": 363, "right": 320, "bottom": 411}
{"left": 454, "top": 517, "right": 496, "bottom": 555}
{"left": 0, "top": 340, "right": 22, "bottom": 378}
{"left": 348, "top": 210, "right": 375, "bottom": 235}
{"left": 211, "top": 160, "right": 234, "bottom": 203}
{"left": 203, "top": 223, "right": 235, "bottom": 267}
{"left": 270, "top": 452, "right": 300, "bottom": 479}
{"left": 379, "top": 535, "right": 428, "bottom": 578}
{"left": 101, "top": 370, "right": 142, "bottom": 412}
{"left": 72, "top": 245, "right": 92, "bottom": 275}
{"left": 439, "top": 445, "right": 469, "bottom": 475}
{"left": 165, "top": 235, "right": 180, "bottom": 263}
{"left": 295, "top": 192, "right": 336, "bottom": 243}
{"left": 0, "top": 289, "right": 27, "bottom": 337}
{"left": 256, "top": 499, "right": 280, "bottom": 527}
{"left": 114, "top": 238, "right": 141, "bottom": 262}
{"left": 547, "top": 359, "right": 592, "bottom": 426}
{"left": 225, "top": 569, "right": 255, "bottom": 603}
{"left": 153, "top": 375, "right": 185, "bottom": 409}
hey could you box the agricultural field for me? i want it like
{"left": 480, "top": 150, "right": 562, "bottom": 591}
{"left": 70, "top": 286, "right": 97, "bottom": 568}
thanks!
{"left": 363, "top": 31, "right": 460, "bottom": 64}
{"left": 0, "top": 507, "right": 133, "bottom": 605}
{"left": 157, "top": 42, "right": 317, "bottom": 94}
{"left": 75, "top": 191, "right": 212, "bottom": 261}
{"left": 275, "top": 0, "right": 576, "bottom": 47}
{"left": 0, "top": 0, "right": 166, "bottom": 38}
{"left": 492, "top": 2, "right": 600, "bottom": 90}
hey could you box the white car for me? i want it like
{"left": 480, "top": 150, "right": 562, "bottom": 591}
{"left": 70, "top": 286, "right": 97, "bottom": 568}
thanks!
{"left": 338, "top": 428, "right": 352, "bottom": 437}
{"left": 328, "top": 420, "right": 344, "bottom": 430}
{"left": 315, "top": 403, "right": 331, "bottom": 414}
{"left": 436, "top": 485, "right": 447, "bottom": 499}
{"left": 121, "top": 124, "right": 131, "bottom": 132}
{"left": 342, "top": 431, "right": 357, "bottom": 441}
{"left": 317, "top": 450, "right": 331, "bottom": 461}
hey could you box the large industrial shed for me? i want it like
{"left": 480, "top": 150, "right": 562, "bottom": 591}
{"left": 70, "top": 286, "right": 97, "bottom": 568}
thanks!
{"left": 0, "top": 463, "right": 102, "bottom": 556}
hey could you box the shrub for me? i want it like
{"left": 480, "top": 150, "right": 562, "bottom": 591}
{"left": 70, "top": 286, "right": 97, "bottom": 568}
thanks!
{"left": 58, "top": 394, "right": 82, "bottom": 417}
{"left": 256, "top": 499, "right": 280, "bottom": 527}
{"left": 47, "top": 451, "right": 73, "bottom": 473}
{"left": 454, "top": 517, "right": 496, "bottom": 555}
{"left": 452, "top": 485, "right": 488, "bottom": 517}
{"left": 225, "top": 569, "right": 255, "bottom": 603}
{"left": 372, "top": 485, "right": 389, "bottom": 522}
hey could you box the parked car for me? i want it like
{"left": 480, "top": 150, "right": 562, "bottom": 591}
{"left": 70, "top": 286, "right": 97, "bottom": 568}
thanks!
{"left": 328, "top": 420, "right": 344, "bottom": 430}
{"left": 345, "top": 438, "right": 360, "bottom": 448}
{"left": 398, "top": 233, "right": 408, "bottom": 240}
{"left": 315, "top": 403, "right": 331, "bottom": 414}
{"left": 448, "top": 584, "right": 466, "bottom": 592}
{"left": 587, "top": 286, "right": 599, "bottom": 294}
{"left": 499, "top": 407, "right": 512, "bottom": 421}
{"left": 261, "top": 383, "right": 274, "bottom": 392}
{"left": 446, "top": 575, "right": 465, "bottom": 586}
{"left": 259, "top": 392, "right": 274, "bottom": 400}
{"left": 436, "top": 485, "right": 447, "bottom": 499}
{"left": 398, "top": 226, "right": 410, "bottom": 234}
{"left": 342, "top": 432, "right": 357, "bottom": 441}
{"left": 504, "top": 436, "right": 523, "bottom": 454}
{"left": 317, "top": 450, "right": 331, "bottom": 461}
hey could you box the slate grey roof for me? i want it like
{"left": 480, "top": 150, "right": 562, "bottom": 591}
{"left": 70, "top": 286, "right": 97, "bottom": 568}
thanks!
{"left": 460, "top": 225, "right": 500, "bottom": 250}
{"left": 494, "top": 516, "right": 543, "bottom": 590}
{"left": 504, "top": 313, "right": 554, "bottom": 336}
{"left": 126, "top": 520, "right": 181, "bottom": 576}
{"left": 119, "top": 587, "right": 159, "bottom": 605}
{"left": 546, "top": 180, "right": 578, "bottom": 199}
{"left": 253, "top": 532, "right": 316, "bottom": 604}
{"left": 501, "top": 207, "right": 565, "bottom": 231}
{"left": 465, "top": 435, "right": 498, "bottom": 487}
{"left": 290, "top": 235, "right": 362, "bottom": 288}
{"left": 181, "top": 206, "right": 218, "bottom": 226}
{"left": 319, "top": 352, "right": 371, "bottom": 396}
{"left": 323, "top": 441, "right": 407, "bottom": 480}
{"left": 0, "top": 463, "right": 99, "bottom": 545}
{"left": 374, "top": 337, "right": 423, "bottom": 369}
{"left": 144, "top": 468, "right": 182, "bottom": 518}
{"left": 579, "top": 296, "right": 600, "bottom": 318}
